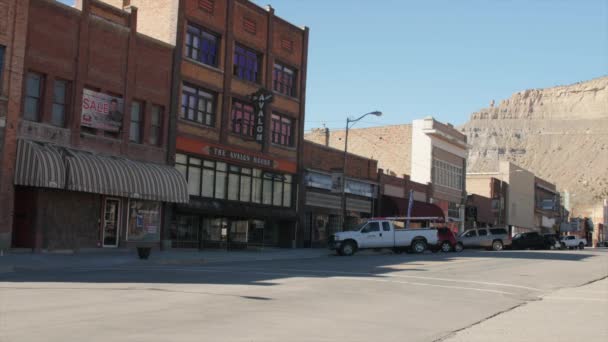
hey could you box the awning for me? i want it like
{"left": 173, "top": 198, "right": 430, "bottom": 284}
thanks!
{"left": 13, "top": 139, "right": 189, "bottom": 203}
{"left": 380, "top": 195, "right": 445, "bottom": 222}
{"left": 65, "top": 149, "right": 189, "bottom": 203}
{"left": 14, "top": 140, "right": 66, "bottom": 189}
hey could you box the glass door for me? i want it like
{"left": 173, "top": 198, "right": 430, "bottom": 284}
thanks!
{"left": 102, "top": 198, "right": 121, "bottom": 248}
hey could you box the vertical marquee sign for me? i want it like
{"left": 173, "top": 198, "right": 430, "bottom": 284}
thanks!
{"left": 250, "top": 89, "right": 273, "bottom": 144}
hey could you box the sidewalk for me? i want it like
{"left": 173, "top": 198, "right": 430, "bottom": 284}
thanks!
{"left": 0, "top": 248, "right": 332, "bottom": 274}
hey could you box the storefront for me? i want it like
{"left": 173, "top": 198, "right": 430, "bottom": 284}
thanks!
{"left": 303, "top": 170, "right": 376, "bottom": 247}
{"left": 11, "top": 139, "right": 189, "bottom": 250}
{"left": 171, "top": 137, "right": 298, "bottom": 249}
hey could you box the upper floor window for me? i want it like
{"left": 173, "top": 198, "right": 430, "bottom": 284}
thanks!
{"left": 273, "top": 63, "right": 296, "bottom": 97}
{"left": 271, "top": 113, "right": 294, "bottom": 147}
{"left": 129, "top": 101, "right": 143, "bottom": 143}
{"left": 233, "top": 45, "right": 260, "bottom": 83}
{"left": 0, "top": 46, "right": 5, "bottom": 91}
{"left": 185, "top": 24, "right": 219, "bottom": 67}
{"left": 231, "top": 100, "right": 255, "bottom": 138}
{"left": 24, "top": 72, "right": 44, "bottom": 122}
{"left": 149, "top": 105, "right": 163, "bottom": 146}
{"left": 432, "top": 159, "right": 463, "bottom": 190}
{"left": 51, "top": 79, "right": 68, "bottom": 127}
{"left": 181, "top": 83, "right": 215, "bottom": 127}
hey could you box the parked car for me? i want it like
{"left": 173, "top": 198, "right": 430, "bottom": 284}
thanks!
{"left": 433, "top": 227, "right": 464, "bottom": 252}
{"left": 512, "top": 232, "right": 552, "bottom": 250}
{"left": 543, "top": 234, "right": 561, "bottom": 250}
{"left": 560, "top": 235, "right": 587, "bottom": 249}
{"left": 598, "top": 240, "right": 608, "bottom": 247}
{"left": 459, "top": 228, "right": 511, "bottom": 251}
{"left": 329, "top": 219, "right": 438, "bottom": 256}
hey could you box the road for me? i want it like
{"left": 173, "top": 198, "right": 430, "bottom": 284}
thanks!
{"left": 1, "top": 249, "right": 607, "bottom": 342}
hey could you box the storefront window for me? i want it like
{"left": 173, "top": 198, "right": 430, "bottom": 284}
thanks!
{"left": 172, "top": 215, "right": 200, "bottom": 248}
{"left": 228, "top": 166, "right": 240, "bottom": 201}
{"left": 175, "top": 153, "right": 293, "bottom": 207}
{"left": 240, "top": 168, "right": 252, "bottom": 202}
{"left": 252, "top": 169, "right": 262, "bottom": 203}
{"left": 127, "top": 200, "right": 161, "bottom": 242}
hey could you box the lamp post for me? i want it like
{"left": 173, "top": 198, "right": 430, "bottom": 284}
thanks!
{"left": 341, "top": 111, "right": 382, "bottom": 231}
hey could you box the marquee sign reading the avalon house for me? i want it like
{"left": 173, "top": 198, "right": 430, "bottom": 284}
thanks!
{"left": 250, "top": 89, "right": 273, "bottom": 144}
{"left": 176, "top": 136, "right": 297, "bottom": 173}
{"left": 207, "top": 146, "right": 274, "bottom": 168}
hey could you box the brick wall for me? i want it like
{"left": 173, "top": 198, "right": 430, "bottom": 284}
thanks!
{"left": 303, "top": 141, "right": 377, "bottom": 181}
{"left": 305, "top": 124, "right": 412, "bottom": 177}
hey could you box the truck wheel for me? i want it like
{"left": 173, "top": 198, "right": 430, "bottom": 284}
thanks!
{"left": 440, "top": 241, "right": 452, "bottom": 253}
{"left": 340, "top": 241, "right": 356, "bottom": 256}
{"left": 578, "top": 242, "right": 585, "bottom": 250}
{"left": 412, "top": 239, "right": 427, "bottom": 254}
{"left": 454, "top": 242, "right": 464, "bottom": 252}
{"left": 492, "top": 240, "right": 504, "bottom": 251}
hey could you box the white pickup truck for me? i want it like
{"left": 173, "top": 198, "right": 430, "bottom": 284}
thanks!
{"left": 329, "top": 219, "right": 439, "bottom": 256}
{"left": 560, "top": 235, "right": 587, "bottom": 249}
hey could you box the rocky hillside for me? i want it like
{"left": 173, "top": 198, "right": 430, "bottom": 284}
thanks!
{"left": 462, "top": 76, "right": 608, "bottom": 212}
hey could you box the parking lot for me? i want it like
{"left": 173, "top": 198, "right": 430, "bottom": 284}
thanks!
{"left": 1, "top": 249, "right": 607, "bottom": 342}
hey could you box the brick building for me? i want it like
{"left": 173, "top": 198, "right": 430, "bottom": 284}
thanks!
{"left": 0, "top": 0, "right": 188, "bottom": 250}
{"left": 302, "top": 141, "right": 377, "bottom": 247}
{"left": 306, "top": 117, "right": 468, "bottom": 232}
{"left": 100, "top": 0, "right": 309, "bottom": 248}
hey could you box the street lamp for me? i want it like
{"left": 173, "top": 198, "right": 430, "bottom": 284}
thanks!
{"left": 341, "top": 111, "right": 382, "bottom": 231}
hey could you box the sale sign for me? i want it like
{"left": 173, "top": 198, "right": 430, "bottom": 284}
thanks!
{"left": 81, "top": 89, "right": 124, "bottom": 132}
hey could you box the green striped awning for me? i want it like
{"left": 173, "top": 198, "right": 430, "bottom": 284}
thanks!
{"left": 14, "top": 139, "right": 66, "bottom": 189}
{"left": 64, "top": 149, "right": 189, "bottom": 203}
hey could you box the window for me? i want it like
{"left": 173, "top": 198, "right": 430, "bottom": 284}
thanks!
{"left": 24, "top": 72, "right": 43, "bottom": 121}
{"left": 0, "top": 46, "right": 5, "bottom": 91}
{"left": 181, "top": 84, "right": 215, "bottom": 126}
{"left": 273, "top": 63, "right": 296, "bottom": 96}
{"left": 478, "top": 229, "right": 488, "bottom": 236}
{"left": 271, "top": 113, "right": 294, "bottom": 146}
{"left": 363, "top": 222, "right": 380, "bottom": 233}
{"left": 432, "top": 159, "right": 463, "bottom": 190}
{"left": 185, "top": 24, "right": 219, "bottom": 67}
{"left": 51, "top": 80, "right": 68, "bottom": 127}
{"left": 174, "top": 153, "right": 292, "bottom": 207}
{"left": 149, "top": 105, "right": 163, "bottom": 145}
{"left": 231, "top": 100, "right": 255, "bottom": 137}
{"left": 233, "top": 44, "right": 260, "bottom": 83}
{"left": 382, "top": 222, "right": 391, "bottom": 232}
{"left": 129, "top": 101, "right": 143, "bottom": 143}
{"left": 464, "top": 230, "right": 477, "bottom": 238}
{"left": 448, "top": 202, "right": 460, "bottom": 219}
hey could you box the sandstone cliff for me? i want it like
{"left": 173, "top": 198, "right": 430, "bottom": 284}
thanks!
{"left": 462, "top": 76, "right": 608, "bottom": 211}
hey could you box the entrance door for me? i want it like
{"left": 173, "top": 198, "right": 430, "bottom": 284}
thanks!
{"left": 102, "top": 198, "right": 121, "bottom": 248}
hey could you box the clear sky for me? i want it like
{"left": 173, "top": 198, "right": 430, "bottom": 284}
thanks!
{"left": 59, "top": 0, "right": 607, "bottom": 130}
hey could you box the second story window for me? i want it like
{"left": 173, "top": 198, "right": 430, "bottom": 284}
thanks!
{"left": 181, "top": 84, "right": 215, "bottom": 127}
{"left": 271, "top": 113, "right": 294, "bottom": 146}
{"left": 231, "top": 100, "right": 255, "bottom": 138}
{"left": 129, "top": 101, "right": 143, "bottom": 143}
{"left": 149, "top": 105, "right": 163, "bottom": 146}
{"left": 24, "top": 72, "right": 43, "bottom": 122}
{"left": 273, "top": 63, "right": 296, "bottom": 97}
{"left": 51, "top": 79, "right": 68, "bottom": 127}
{"left": 185, "top": 24, "right": 219, "bottom": 67}
{"left": 233, "top": 45, "right": 260, "bottom": 83}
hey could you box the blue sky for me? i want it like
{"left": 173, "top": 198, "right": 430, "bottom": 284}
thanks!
{"left": 59, "top": 0, "right": 607, "bottom": 130}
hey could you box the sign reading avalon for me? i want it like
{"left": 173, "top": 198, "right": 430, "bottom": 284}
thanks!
{"left": 81, "top": 89, "right": 124, "bottom": 132}
{"left": 250, "top": 89, "right": 273, "bottom": 143}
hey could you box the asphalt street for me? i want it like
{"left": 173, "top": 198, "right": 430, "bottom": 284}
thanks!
{"left": 1, "top": 249, "right": 607, "bottom": 342}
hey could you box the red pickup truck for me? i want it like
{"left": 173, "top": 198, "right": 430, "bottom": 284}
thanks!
{"left": 433, "top": 227, "right": 464, "bottom": 253}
